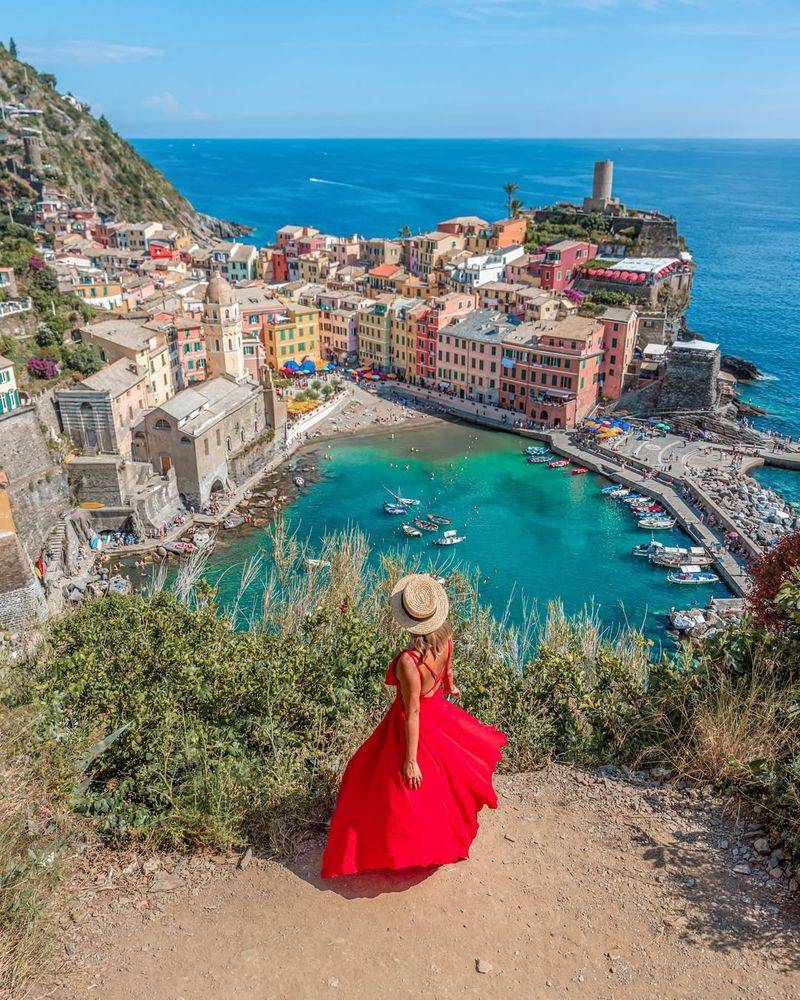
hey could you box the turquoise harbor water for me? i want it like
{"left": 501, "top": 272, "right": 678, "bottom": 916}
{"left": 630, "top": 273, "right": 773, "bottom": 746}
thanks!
{"left": 194, "top": 423, "right": 728, "bottom": 637}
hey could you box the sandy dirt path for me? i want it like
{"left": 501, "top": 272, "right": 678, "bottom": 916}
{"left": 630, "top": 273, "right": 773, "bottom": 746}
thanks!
{"left": 43, "top": 767, "right": 799, "bottom": 1000}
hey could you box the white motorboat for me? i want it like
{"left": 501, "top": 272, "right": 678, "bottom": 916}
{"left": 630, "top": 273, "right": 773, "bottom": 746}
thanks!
{"left": 433, "top": 529, "right": 466, "bottom": 546}
{"left": 638, "top": 515, "right": 676, "bottom": 530}
{"left": 667, "top": 565, "right": 719, "bottom": 584}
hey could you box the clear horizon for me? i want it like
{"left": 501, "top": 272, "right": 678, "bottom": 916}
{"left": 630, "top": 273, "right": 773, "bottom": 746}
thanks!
{"left": 9, "top": 0, "right": 800, "bottom": 140}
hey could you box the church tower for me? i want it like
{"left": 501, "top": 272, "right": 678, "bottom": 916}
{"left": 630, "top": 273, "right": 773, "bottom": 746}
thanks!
{"left": 203, "top": 272, "right": 245, "bottom": 381}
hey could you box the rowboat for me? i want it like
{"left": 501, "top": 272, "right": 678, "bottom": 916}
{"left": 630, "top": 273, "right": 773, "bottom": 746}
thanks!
{"left": 527, "top": 455, "right": 550, "bottom": 464}
{"left": 385, "top": 487, "right": 420, "bottom": 506}
{"left": 548, "top": 459, "right": 570, "bottom": 469}
{"left": 601, "top": 484, "right": 625, "bottom": 495}
{"left": 638, "top": 515, "right": 676, "bottom": 530}
{"left": 384, "top": 502, "right": 408, "bottom": 515}
{"left": 427, "top": 514, "right": 451, "bottom": 525}
{"left": 434, "top": 529, "right": 466, "bottom": 546}
{"left": 571, "top": 466, "right": 589, "bottom": 475}
{"left": 294, "top": 476, "right": 305, "bottom": 487}
{"left": 415, "top": 518, "right": 439, "bottom": 532}
{"left": 524, "top": 446, "right": 550, "bottom": 456}
{"left": 620, "top": 494, "right": 646, "bottom": 505}
{"left": 667, "top": 565, "right": 719, "bottom": 585}
{"left": 633, "top": 539, "right": 695, "bottom": 559}
{"left": 630, "top": 503, "right": 664, "bottom": 515}
{"left": 402, "top": 523, "right": 422, "bottom": 537}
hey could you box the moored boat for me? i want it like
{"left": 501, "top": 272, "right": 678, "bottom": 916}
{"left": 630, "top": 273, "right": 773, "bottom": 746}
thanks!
{"left": 630, "top": 503, "right": 664, "bottom": 515}
{"left": 571, "top": 466, "right": 589, "bottom": 475}
{"left": 294, "top": 476, "right": 305, "bottom": 487}
{"left": 548, "top": 459, "right": 570, "bottom": 468}
{"left": 638, "top": 515, "right": 676, "bottom": 530}
{"left": 601, "top": 483, "right": 624, "bottom": 495}
{"left": 650, "top": 549, "right": 714, "bottom": 568}
{"left": 524, "top": 446, "right": 550, "bottom": 456}
{"left": 385, "top": 487, "right": 420, "bottom": 506}
{"left": 434, "top": 529, "right": 466, "bottom": 546}
{"left": 527, "top": 455, "right": 550, "bottom": 464}
{"left": 402, "top": 523, "right": 422, "bottom": 537}
{"left": 427, "top": 514, "right": 451, "bottom": 525}
{"left": 415, "top": 518, "right": 439, "bottom": 532}
{"left": 384, "top": 502, "right": 408, "bottom": 515}
{"left": 667, "top": 565, "right": 719, "bottom": 585}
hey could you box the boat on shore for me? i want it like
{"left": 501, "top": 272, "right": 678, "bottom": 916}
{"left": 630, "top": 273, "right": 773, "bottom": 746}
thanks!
{"left": 434, "top": 529, "right": 466, "bottom": 546}
{"left": 667, "top": 565, "right": 719, "bottom": 585}
{"left": 638, "top": 515, "right": 676, "bottom": 530}
{"left": 402, "top": 523, "right": 422, "bottom": 537}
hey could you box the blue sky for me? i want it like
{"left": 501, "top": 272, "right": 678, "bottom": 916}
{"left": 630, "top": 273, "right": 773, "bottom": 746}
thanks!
{"left": 8, "top": 0, "right": 800, "bottom": 138}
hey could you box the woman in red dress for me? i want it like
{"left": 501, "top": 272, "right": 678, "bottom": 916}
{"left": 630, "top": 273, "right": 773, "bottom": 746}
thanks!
{"left": 321, "top": 573, "right": 507, "bottom": 879}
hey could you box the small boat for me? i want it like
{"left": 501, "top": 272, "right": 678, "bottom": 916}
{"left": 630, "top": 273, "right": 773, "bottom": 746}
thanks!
{"left": 527, "top": 455, "right": 550, "bottom": 464}
{"left": 434, "top": 530, "right": 466, "bottom": 546}
{"left": 638, "top": 515, "right": 676, "bottom": 530}
{"left": 415, "top": 518, "right": 439, "bottom": 532}
{"left": 223, "top": 514, "right": 244, "bottom": 529}
{"left": 294, "top": 476, "right": 305, "bottom": 487}
{"left": 548, "top": 459, "right": 570, "bottom": 469}
{"left": 620, "top": 494, "right": 646, "bottom": 505}
{"left": 427, "top": 514, "right": 451, "bottom": 525}
{"left": 571, "top": 466, "right": 589, "bottom": 475}
{"left": 385, "top": 487, "right": 420, "bottom": 506}
{"left": 667, "top": 565, "right": 719, "bottom": 585}
{"left": 164, "top": 540, "right": 196, "bottom": 555}
{"left": 650, "top": 548, "right": 714, "bottom": 568}
{"left": 402, "top": 523, "right": 422, "bottom": 537}
{"left": 630, "top": 503, "right": 664, "bottom": 515}
{"left": 601, "top": 484, "right": 626, "bottom": 495}
{"left": 384, "top": 502, "right": 408, "bottom": 515}
{"left": 524, "top": 446, "right": 550, "bottom": 456}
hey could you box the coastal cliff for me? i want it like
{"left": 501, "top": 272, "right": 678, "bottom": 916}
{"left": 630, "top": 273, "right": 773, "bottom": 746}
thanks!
{"left": 0, "top": 46, "right": 248, "bottom": 238}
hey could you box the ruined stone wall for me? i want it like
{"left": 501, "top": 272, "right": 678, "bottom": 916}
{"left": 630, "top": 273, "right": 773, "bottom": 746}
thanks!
{"left": 0, "top": 407, "right": 69, "bottom": 559}
{"left": 657, "top": 346, "right": 720, "bottom": 413}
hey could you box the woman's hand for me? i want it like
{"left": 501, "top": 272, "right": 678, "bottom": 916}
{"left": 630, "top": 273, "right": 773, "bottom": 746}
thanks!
{"left": 403, "top": 759, "right": 422, "bottom": 790}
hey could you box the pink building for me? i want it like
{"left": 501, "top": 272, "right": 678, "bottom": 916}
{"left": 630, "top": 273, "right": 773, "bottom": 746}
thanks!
{"left": 498, "top": 316, "right": 605, "bottom": 428}
{"left": 437, "top": 216, "right": 489, "bottom": 237}
{"left": 600, "top": 307, "right": 638, "bottom": 400}
{"left": 415, "top": 291, "right": 476, "bottom": 385}
{"left": 320, "top": 308, "right": 358, "bottom": 361}
{"left": 538, "top": 240, "right": 597, "bottom": 291}
{"left": 174, "top": 316, "right": 207, "bottom": 385}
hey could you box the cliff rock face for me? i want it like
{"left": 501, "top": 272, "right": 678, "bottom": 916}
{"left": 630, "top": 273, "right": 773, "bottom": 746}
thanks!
{"left": 0, "top": 47, "right": 247, "bottom": 238}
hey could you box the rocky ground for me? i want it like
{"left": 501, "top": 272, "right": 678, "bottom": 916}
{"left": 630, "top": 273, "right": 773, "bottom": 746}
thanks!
{"left": 693, "top": 468, "right": 800, "bottom": 547}
{"left": 40, "top": 766, "right": 800, "bottom": 1000}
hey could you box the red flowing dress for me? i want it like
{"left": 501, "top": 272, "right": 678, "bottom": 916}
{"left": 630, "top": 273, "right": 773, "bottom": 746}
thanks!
{"left": 321, "top": 641, "right": 507, "bottom": 879}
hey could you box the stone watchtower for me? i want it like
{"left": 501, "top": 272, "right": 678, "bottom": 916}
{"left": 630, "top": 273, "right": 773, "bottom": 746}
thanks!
{"left": 22, "top": 129, "right": 44, "bottom": 173}
{"left": 583, "top": 160, "right": 619, "bottom": 212}
{"left": 203, "top": 272, "right": 245, "bottom": 381}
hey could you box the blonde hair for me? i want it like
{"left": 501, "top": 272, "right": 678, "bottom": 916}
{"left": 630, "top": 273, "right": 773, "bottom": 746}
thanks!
{"left": 411, "top": 619, "right": 452, "bottom": 659}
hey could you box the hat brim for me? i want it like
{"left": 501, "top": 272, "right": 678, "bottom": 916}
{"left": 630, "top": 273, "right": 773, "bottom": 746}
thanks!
{"left": 390, "top": 573, "right": 450, "bottom": 635}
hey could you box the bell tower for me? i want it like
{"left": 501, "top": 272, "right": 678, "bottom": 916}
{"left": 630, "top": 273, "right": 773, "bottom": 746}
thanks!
{"left": 203, "top": 272, "right": 245, "bottom": 381}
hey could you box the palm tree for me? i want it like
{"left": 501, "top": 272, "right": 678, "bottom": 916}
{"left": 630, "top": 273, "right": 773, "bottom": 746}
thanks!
{"left": 398, "top": 224, "right": 412, "bottom": 240}
{"left": 509, "top": 198, "right": 523, "bottom": 219}
{"left": 503, "top": 182, "right": 519, "bottom": 217}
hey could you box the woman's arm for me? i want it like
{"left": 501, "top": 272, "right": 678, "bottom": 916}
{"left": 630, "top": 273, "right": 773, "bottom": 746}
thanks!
{"left": 444, "top": 645, "right": 460, "bottom": 698}
{"left": 395, "top": 653, "right": 422, "bottom": 789}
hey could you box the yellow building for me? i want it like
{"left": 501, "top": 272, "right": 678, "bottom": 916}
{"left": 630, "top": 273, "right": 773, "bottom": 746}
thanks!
{"left": 82, "top": 318, "right": 177, "bottom": 406}
{"left": 390, "top": 300, "right": 426, "bottom": 378}
{"left": 261, "top": 303, "right": 322, "bottom": 370}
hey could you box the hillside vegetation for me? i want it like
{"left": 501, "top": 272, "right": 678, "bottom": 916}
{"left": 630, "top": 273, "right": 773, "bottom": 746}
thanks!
{"left": 3, "top": 523, "right": 800, "bottom": 991}
{"left": 0, "top": 45, "right": 243, "bottom": 237}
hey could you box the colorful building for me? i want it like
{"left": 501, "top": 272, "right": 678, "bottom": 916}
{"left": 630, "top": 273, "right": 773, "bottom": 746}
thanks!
{"left": 498, "top": 316, "right": 605, "bottom": 428}
{"left": 174, "top": 316, "right": 207, "bottom": 385}
{"left": 414, "top": 291, "right": 477, "bottom": 385}
{"left": 261, "top": 303, "right": 321, "bottom": 371}
{"left": 408, "top": 232, "right": 465, "bottom": 278}
{"left": 0, "top": 355, "right": 20, "bottom": 415}
{"left": 600, "top": 307, "right": 638, "bottom": 400}
{"left": 538, "top": 240, "right": 598, "bottom": 292}
{"left": 434, "top": 311, "right": 510, "bottom": 405}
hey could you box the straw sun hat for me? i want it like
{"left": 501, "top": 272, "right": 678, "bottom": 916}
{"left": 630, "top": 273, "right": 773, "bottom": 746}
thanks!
{"left": 390, "top": 573, "right": 450, "bottom": 635}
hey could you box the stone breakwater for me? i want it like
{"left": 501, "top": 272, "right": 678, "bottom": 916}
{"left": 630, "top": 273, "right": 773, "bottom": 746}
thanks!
{"left": 693, "top": 468, "right": 800, "bottom": 549}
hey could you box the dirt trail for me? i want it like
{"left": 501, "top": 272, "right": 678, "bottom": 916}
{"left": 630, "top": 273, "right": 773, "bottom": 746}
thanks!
{"left": 44, "top": 767, "right": 800, "bottom": 1000}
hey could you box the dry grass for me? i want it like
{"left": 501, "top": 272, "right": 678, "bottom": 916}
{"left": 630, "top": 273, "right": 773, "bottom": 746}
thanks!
{"left": 658, "top": 666, "right": 800, "bottom": 789}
